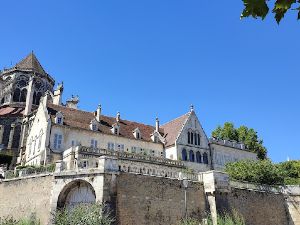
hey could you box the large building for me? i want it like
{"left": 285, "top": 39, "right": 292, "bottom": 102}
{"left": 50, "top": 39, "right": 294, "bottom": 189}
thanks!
{"left": 0, "top": 53, "right": 257, "bottom": 171}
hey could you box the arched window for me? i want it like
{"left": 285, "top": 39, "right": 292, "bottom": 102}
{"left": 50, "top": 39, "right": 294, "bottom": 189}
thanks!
{"left": 197, "top": 133, "right": 201, "bottom": 146}
{"left": 33, "top": 92, "right": 37, "bottom": 105}
{"left": 13, "top": 88, "right": 21, "bottom": 102}
{"left": 203, "top": 152, "right": 209, "bottom": 164}
{"left": 36, "top": 92, "right": 42, "bottom": 105}
{"left": 20, "top": 89, "right": 27, "bottom": 102}
{"left": 196, "top": 151, "right": 201, "bottom": 163}
{"left": 189, "top": 150, "right": 195, "bottom": 162}
{"left": 191, "top": 131, "right": 194, "bottom": 144}
{"left": 187, "top": 132, "right": 190, "bottom": 144}
{"left": 182, "top": 149, "right": 187, "bottom": 161}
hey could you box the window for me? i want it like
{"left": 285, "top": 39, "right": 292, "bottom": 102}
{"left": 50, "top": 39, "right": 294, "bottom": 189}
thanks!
{"left": 91, "top": 139, "right": 98, "bottom": 148}
{"left": 191, "top": 132, "right": 194, "bottom": 144}
{"left": 131, "top": 146, "right": 137, "bottom": 153}
{"left": 13, "top": 88, "right": 21, "bottom": 102}
{"left": 197, "top": 133, "right": 200, "bottom": 146}
{"left": 71, "top": 140, "right": 76, "bottom": 147}
{"left": 188, "top": 132, "right": 190, "bottom": 144}
{"left": 54, "top": 134, "right": 63, "bottom": 150}
{"left": 182, "top": 149, "right": 187, "bottom": 161}
{"left": 108, "top": 142, "right": 115, "bottom": 150}
{"left": 57, "top": 117, "right": 62, "bottom": 124}
{"left": 189, "top": 150, "right": 195, "bottom": 162}
{"left": 196, "top": 151, "right": 201, "bottom": 163}
{"left": 137, "top": 132, "right": 140, "bottom": 139}
{"left": 117, "top": 144, "right": 124, "bottom": 152}
{"left": 55, "top": 112, "right": 64, "bottom": 125}
{"left": 92, "top": 124, "right": 97, "bottom": 131}
{"left": 203, "top": 152, "right": 209, "bottom": 164}
{"left": 114, "top": 128, "right": 118, "bottom": 134}
{"left": 20, "top": 89, "right": 27, "bottom": 102}
{"left": 154, "top": 135, "right": 159, "bottom": 143}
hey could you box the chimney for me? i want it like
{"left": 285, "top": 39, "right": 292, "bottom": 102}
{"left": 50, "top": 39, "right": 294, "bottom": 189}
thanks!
{"left": 24, "top": 76, "right": 34, "bottom": 115}
{"left": 96, "top": 104, "right": 101, "bottom": 122}
{"left": 53, "top": 82, "right": 64, "bottom": 105}
{"left": 155, "top": 117, "right": 160, "bottom": 132}
{"left": 116, "top": 112, "right": 120, "bottom": 123}
{"left": 66, "top": 95, "right": 79, "bottom": 109}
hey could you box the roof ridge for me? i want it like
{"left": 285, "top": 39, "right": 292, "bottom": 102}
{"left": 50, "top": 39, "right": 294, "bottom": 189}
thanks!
{"left": 161, "top": 112, "right": 190, "bottom": 127}
{"left": 47, "top": 103, "right": 156, "bottom": 128}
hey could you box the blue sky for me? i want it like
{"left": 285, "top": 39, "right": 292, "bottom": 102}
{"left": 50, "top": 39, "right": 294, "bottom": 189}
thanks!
{"left": 0, "top": 1, "right": 299, "bottom": 162}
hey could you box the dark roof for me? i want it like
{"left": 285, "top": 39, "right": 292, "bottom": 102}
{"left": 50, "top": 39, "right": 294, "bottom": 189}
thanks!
{"left": 47, "top": 103, "right": 164, "bottom": 143}
{"left": 0, "top": 105, "right": 25, "bottom": 117}
{"left": 15, "top": 52, "right": 47, "bottom": 75}
{"left": 161, "top": 113, "right": 190, "bottom": 147}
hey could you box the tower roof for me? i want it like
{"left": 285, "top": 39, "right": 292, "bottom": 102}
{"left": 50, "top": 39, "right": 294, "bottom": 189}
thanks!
{"left": 15, "top": 52, "right": 47, "bottom": 75}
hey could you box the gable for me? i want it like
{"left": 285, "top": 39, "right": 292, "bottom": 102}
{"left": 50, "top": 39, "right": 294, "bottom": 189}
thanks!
{"left": 176, "top": 111, "right": 209, "bottom": 149}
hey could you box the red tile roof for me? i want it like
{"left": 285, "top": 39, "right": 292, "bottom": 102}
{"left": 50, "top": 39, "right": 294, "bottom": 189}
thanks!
{"left": 161, "top": 113, "right": 190, "bottom": 147}
{"left": 0, "top": 106, "right": 25, "bottom": 117}
{"left": 47, "top": 103, "right": 164, "bottom": 143}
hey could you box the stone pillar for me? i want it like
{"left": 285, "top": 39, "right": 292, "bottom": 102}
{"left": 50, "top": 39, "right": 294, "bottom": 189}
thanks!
{"left": 0, "top": 125, "right": 4, "bottom": 144}
{"left": 7, "top": 124, "right": 16, "bottom": 150}
{"left": 24, "top": 77, "right": 34, "bottom": 116}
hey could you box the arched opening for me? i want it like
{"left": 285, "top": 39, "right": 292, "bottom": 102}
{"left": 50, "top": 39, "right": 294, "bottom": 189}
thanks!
{"left": 57, "top": 180, "right": 96, "bottom": 210}
{"left": 20, "top": 89, "right": 27, "bottom": 102}
{"left": 33, "top": 92, "right": 37, "bottom": 105}
{"left": 196, "top": 151, "right": 201, "bottom": 163}
{"left": 182, "top": 149, "right": 187, "bottom": 161}
{"left": 203, "top": 152, "right": 209, "bottom": 164}
{"left": 36, "top": 92, "right": 42, "bottom": 105}
{"left": 13, "top": 88, "right": 21, "bottom": 102}
{"left": 187, "top": 132, "right": 190, "bottom": 144}
{"left": 189, "top": 150, "right": 195, "bottom": 162}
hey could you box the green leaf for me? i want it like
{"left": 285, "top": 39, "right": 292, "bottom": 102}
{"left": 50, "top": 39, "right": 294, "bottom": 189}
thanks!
{"left": 241, "top": 0, "right": 269, "bottom": 19}
{"left": 272, "top": 0, "right": 296, "bottom": 23}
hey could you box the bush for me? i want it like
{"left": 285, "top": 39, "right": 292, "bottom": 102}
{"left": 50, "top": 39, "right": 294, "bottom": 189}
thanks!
{"left": 225, "top": 160, "right": 284, "bottom": 185}
{"left": 225, "top": 160, "right": 300, "bottom": 185}
{"left": 53, "top": 203, "right": 114, "bottom": 225}
{"left": 0, "top": 215, "right": 40, "bottom": 225}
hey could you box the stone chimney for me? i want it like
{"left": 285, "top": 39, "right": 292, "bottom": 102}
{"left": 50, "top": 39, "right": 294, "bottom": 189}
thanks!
{"left": 116, "top": 112, "right": 120, "bottom": 123}
{"left": 66, "top": 95, "right": 79, "bottom": 109}
{"left": 53, "top": 82, "right": 64, "bottom": 105}
{"left": 96, "top": 104, "right": 101, "bottom": 122}
{"left": 24, "top": 77, "right": 34, "bottom": 115}
{"left": 155, "top": 117, "right": 160, "bottom": 132}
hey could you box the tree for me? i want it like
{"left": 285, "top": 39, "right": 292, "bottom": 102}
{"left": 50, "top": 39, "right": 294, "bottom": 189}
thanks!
{"left": 212, "top": 122, "right": 267, "bottom": 160}
{"left": 241, "top": 0, "right": 300, "bottom": 23}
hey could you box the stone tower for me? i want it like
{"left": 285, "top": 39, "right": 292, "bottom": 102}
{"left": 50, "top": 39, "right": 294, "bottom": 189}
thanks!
{"left": 0, "top": 52, "right": 55, "bottom": 167}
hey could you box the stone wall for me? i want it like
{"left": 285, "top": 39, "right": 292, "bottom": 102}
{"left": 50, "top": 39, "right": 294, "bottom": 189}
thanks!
{"left": 115, "top": 173, "right": 206, "bottom": 225}
{"left": 0, "top": 175, "right": 54, "bottom": 224}
{"left": 216, "top": 188, "right": 290, "bottom": 225}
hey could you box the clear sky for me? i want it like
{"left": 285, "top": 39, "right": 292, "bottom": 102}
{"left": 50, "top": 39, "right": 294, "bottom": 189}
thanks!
{"left": 0, "top": 1, "right": 299, "bottom": 162}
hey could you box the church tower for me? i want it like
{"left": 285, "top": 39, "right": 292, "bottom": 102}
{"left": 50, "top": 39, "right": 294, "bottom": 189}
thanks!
{"left": 0, "top": 52, "right": 55, "bottom": 167}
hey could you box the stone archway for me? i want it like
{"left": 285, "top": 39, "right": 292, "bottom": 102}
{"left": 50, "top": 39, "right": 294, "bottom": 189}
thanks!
{"left": 57, "top": 179, "right": 96, "bottom": 209}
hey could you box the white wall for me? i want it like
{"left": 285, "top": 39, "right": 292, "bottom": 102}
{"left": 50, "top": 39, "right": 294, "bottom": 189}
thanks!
{"left": 49, "top": 124, "right": 164, "bottom": 158}
{"left": 25, "top": 103, "right": 50, "bottom": 166}
{"left": 210, "top": 143, "right": 257, "bottom": 171}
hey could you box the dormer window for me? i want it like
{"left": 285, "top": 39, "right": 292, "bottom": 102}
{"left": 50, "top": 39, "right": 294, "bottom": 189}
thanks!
{"left": 90, "top": 119, "right": 99, "bottom": 131}
{"left": 151, "top": 132, "right": 160, "bottom": 143}
{"left": 111, "top": 124, "right": 120, "bottom": 135}
{"left": 133, "top": 128, "right": 141, "bottom": 139}
{"left": 55, "top": 112, "right": 64, "bottom": 125}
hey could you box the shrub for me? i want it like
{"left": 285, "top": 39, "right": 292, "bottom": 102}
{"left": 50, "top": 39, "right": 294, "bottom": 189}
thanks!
{"left": 225, "top": 160, "right": 284, "bottom": 185}
{"left": 53, "top": 203, "right": 114, "bottom": 225}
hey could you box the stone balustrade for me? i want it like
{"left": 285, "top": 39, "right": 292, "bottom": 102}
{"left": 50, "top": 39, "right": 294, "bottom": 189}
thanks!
{"left": 209, "top": 137, "right": 247, "bottom": 150}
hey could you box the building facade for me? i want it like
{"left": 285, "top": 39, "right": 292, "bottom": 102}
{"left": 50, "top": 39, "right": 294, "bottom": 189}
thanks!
{"left": 0, "top": 53, "right": 257, "bottom": 171}
{"left": 0, "top": 53, "right": 54, "bottom": 166}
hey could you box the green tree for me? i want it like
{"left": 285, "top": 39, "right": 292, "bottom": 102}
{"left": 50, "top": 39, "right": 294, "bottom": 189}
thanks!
{"left": 212, "top": 122, "right": 267, "bottom": 160}
{"left": 241, "top": 0, "right": 300, "bottom": 23}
